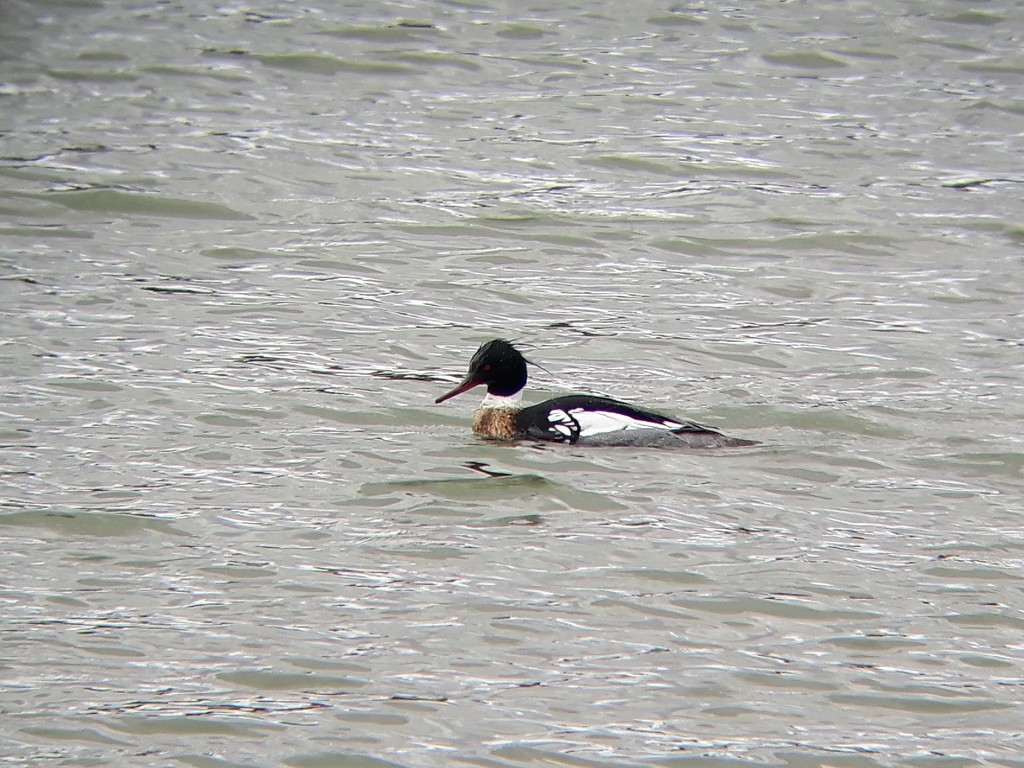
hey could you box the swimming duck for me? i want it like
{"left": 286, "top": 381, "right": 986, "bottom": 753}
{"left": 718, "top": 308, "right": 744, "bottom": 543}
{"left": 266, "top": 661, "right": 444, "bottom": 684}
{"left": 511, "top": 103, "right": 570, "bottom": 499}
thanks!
{"left": 435, "top": 339, "right": 756, "bottom": 448}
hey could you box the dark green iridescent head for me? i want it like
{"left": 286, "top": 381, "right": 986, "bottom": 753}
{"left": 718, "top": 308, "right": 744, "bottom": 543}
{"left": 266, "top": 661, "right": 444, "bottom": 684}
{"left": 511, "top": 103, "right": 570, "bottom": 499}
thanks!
{"left": 435, "top": 339, "right": 528, "bottom": 403}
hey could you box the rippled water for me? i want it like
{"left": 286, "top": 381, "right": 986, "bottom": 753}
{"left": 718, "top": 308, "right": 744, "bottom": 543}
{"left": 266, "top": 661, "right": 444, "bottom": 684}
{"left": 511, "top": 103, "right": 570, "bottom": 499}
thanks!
{"left": 2, "top": 0, "right": 1022, "bottom": 765}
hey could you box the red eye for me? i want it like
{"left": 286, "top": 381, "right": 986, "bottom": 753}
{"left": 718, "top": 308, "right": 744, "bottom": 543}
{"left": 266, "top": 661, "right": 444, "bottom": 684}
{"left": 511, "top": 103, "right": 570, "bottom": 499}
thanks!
{"left": 483, "top": 363, "right": 492, "bottom": 371}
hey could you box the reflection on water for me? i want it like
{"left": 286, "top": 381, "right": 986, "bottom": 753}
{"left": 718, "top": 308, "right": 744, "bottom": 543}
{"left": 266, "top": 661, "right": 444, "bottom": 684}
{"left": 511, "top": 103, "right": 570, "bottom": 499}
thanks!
{"left": 2, "top": 0, "right": 1023, "bottom": 765}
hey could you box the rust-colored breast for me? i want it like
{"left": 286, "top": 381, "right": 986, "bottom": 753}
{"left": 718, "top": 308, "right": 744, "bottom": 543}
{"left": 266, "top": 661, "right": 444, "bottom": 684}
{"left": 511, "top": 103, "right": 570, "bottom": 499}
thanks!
{"left": 471, "top": 408, "right": 521, "bottom": 440}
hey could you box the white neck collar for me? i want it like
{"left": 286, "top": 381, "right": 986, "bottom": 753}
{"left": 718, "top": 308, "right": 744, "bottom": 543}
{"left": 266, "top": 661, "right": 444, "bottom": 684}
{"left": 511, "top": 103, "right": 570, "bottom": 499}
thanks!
{"left": 479, "top": 391, "right": 523, "bottom": 409}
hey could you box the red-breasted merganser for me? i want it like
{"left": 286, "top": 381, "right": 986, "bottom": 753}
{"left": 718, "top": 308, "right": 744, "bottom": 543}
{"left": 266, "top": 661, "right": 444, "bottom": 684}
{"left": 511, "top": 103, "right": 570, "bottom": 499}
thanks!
{"left": 435, "top": 339, "right": 756, "bottom": 448}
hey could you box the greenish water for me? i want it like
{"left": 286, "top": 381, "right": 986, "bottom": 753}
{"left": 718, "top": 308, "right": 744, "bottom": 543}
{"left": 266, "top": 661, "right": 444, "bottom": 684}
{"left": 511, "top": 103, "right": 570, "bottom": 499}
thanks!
{"left": 1, "top": 0, "right": 1022, "bottom": 766}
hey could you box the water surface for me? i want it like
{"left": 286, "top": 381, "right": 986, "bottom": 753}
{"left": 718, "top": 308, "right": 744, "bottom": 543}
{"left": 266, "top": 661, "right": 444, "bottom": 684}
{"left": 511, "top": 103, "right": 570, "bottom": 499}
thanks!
{"left": 2, "top": 0, "right": 1022, "bottom": 765}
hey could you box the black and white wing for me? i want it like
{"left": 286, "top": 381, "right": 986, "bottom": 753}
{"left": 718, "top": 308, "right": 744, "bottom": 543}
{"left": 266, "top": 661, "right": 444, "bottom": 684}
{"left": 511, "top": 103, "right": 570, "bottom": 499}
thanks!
{"left": 517, "top": 395, "right": 718, "bottom": 445}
